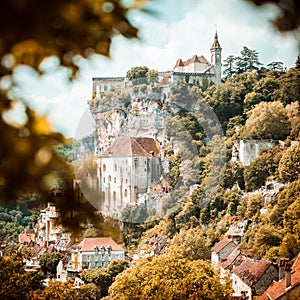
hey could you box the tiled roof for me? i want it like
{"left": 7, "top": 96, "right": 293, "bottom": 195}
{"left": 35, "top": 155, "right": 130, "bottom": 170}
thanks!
{"left": 233, "top": 258, "right": 271, "bottom": 286}
{"left": 102, "top": 137, "right": 160, "bottom": 157}
{"left": 259, "top": 254, "right": 300, "bottom": 300}
{"left": 19, "top": 231, "right": 36, "bottom": 244}
{"left": 79, "top": 237, "right": 124, "bottom": 252}
{"left": 221, "top": 248, "right": 246, "bottom": 270}
{"left": 174, "top": 59, "right": 184, "bottom": 67}
{"left": 212, "top": 237, "right": 236, "bottom": 254}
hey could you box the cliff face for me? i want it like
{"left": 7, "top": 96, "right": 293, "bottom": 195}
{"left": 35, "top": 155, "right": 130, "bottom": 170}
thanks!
{"left": 90, "top": 85, "right": 171, "bottom": 154}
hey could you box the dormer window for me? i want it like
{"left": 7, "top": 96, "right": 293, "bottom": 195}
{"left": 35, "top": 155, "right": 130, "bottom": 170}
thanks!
{"left": 107, "top": 245, "right": 112, "bottom": 255}
{"left": 101, "top": 246, "right": 105, "bottom": 255}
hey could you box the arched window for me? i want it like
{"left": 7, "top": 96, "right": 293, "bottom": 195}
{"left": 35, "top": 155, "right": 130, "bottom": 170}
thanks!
{"left": 108, "top": 175, "right": 111, "bottom": 182}
{"left": 124, "top": 189, "right": 128, "bottom": 197}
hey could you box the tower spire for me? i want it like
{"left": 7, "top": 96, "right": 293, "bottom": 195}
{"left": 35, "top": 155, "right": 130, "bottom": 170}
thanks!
{"left": 211, "top": 30, "right": 222, "bottom": 50}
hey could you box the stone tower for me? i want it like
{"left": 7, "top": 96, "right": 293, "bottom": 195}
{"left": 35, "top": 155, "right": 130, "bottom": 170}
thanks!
{"left": 210, "top": 31, "right": 222, "bottom": 84}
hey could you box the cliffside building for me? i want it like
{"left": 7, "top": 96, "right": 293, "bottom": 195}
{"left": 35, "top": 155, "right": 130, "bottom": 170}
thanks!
{"left": 95, "top": 136, "right": 162, "bottom": 217}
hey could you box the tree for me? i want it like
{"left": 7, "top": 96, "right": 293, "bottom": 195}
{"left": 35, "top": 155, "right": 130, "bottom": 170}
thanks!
{"left": 235, "top": 46, "right": 262, "bottom": 73}
{"left": 278, "top": 143, "right": 300, "bottom": 183}
{"left": 286, "top": 101, "right": 300, "bottom": 140}
{"left": 243, "top": 70, "right": 281, "bottom": 112}
{"left": 242, "top": 101, "right": 291, "bottom": 140}
{"left": 146, "top": 69, "right": 159, "bottom": 84}
{"left": 223, "top": 55, "right": 236, "bottom": 77}
{"left": 274, "top": 56, "right": 300, "bottom": 106}
{"left": 169, "top": 228, "right": 210, "bottom": 260}
{"left": 267, "top": 61, "right": 285, "bottom": 72}
{"left": 0, "top": 248, "right": 44, "bottom": 300}
{"left": 109, "top": 252, "right": 232, "bottom": 300}
{"left": 126, "top": 66, "right": 150, "bottom": 85}
{"left": 30, "top": 278, "right": 77, "bottom": 300}
{"left": 39, "top": 252, "right": 64, "bottom": 276}
{"left": 205, "top": 71, "right": 258, "bottom": 130}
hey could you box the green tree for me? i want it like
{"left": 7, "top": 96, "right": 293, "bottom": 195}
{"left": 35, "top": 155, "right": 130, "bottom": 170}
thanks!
{"left": 235, "top": 46, "right": 262, "bottom": 73}
{"left": 109, "top": 252, "right": 232, "bottom": 300}
{"left": 243, "top": 70, "right": 281, "bottom": 112}
{"left": 223, "top": 55, "right": 236, "bottom": 77}
{"left": 267, "top": 61, "right": 285, "bottom": 72}
{"left": 278, "top": 143, "right": 300, "bottom": 183}
{"left": 273, "top": 55, "right": 300, "bottom": 105}
{"left": 39, "top": 252, "right": 64, "bottom": 276}
{"left": 242, "top": 101, "right": 291, "bottom": 140}
{"left": 126, "top": 66, "right": 150, "bottom": 85}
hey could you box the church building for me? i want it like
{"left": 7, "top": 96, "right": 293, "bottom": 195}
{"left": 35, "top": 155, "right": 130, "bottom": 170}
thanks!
{"left": 172, "top": 31, "right": 222, "bottom": 86}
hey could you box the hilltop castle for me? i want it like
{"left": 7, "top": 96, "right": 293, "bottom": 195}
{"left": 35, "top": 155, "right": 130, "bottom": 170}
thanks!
{"left": 92, "top": 32, "right": 222, "bottom": 94}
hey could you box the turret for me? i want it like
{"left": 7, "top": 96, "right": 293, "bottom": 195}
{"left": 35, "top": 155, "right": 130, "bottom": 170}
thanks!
{"left": 210, "top": 31, "right": 222, "bottom": 84}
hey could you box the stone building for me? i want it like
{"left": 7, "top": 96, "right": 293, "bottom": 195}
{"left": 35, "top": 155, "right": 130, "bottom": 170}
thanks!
{"left": 95, "top": 136, "right": 162, "bottom": 217}
{"left": 231, "top": 258, "right": 279, "bottom": 299}
{"left": 259, "top": 255, "right": 300, "bottom": 300}
{"left": 69, "top": 237, "right": 125, "bottom": 271}
{"left": 211, "top": 237, "right": 237, "bottom": 264}
{"left": 173, "top": 31, "right": 222, "bottom": 85}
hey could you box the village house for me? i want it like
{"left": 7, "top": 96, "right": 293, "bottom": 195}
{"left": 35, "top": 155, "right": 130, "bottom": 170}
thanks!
{"left": 259, "top": 255, "right": 300, "bottom": 300}
{"left": 231, "top": 257, "right": 279, "bottom": 299}
{"left": 211, "top": 237, "right": 237, "bottom": 264}
{"left": 133, "top": 235, "right": 168, "bottom": 260}
{"left": 68, "top": 237, "right": 125, "bottom": 272}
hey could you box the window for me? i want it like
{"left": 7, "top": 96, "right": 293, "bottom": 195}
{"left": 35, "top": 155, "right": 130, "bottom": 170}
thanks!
{"left": 103, "top": 164, "right": 106, "bottom": 172}
{"left": 124, "top": 189, "right": 128, "bottom": 197}
{"left": 114, "top": 177, "right": 116, "bottom": 183}
{"left": 103, "top": 177, "right": 105, "bottom": 183}
{"left": 114, "top": 164, "right": 117, "bottom": 171}
{"left": 108, "top": 175, "right": 111, "bottom": 182}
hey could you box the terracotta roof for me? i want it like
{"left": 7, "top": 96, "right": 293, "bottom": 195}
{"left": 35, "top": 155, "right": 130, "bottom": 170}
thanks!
{"left": 19, "top": 231, "right": 36, "bottom": 244}
{"left": 212, "top": 238, "right": 236, "bottom": 254}
{"left": 174, "top": 59, "right": 184, "bottom": 67}
{"left": 198, "top": 55, "right": 209, "bottom": 63}
{"left": 221, "top": 248, "right": 247, "bottom": 270}
{"left": 233, "top": 258, "right": 272, "bottom": 286}
{"left": 259, "top": 254, "right": 300, "bottom": 300}
{"left": 102, "top": 137, "right": 160, "bottom": 157}
{"left": 79, "top": 237, "right": 124, "bottom": 252}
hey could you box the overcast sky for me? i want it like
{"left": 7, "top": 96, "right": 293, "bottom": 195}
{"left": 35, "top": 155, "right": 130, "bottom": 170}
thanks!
{"left": 13, "top": 0, "right": 299, "bottom": 137}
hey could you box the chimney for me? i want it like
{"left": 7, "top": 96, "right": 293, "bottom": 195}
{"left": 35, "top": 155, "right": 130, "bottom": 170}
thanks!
{"left": 284, "top": 261, "right": 292, "bottom": 289}
{"left": 278, "top": 258, "right": 289, "bottom": 280}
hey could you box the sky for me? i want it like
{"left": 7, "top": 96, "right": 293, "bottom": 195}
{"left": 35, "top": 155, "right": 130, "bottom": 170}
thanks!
{"left": 12, "top": 0, "right": 299, "bottom": 138}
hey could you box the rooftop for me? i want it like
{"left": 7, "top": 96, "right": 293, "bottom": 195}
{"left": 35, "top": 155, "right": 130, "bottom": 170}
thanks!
{"left": 78, "top": 237, "right": 124, "bottom": 252}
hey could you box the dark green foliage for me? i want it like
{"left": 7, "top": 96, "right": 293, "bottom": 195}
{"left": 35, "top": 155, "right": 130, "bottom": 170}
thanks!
{"left": 0, "top": 193, "right": 42, "bottom": 240}
{"left": 39, "top": 252, "right": 64, "bottom": 276}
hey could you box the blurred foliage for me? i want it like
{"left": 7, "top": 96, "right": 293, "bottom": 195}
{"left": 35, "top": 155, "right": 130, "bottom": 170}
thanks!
{"left": 0, "top": 0, "right": 148, "bottom": 232}
{"left": 246, "top": 0, "right": 300, "bottom": 40}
